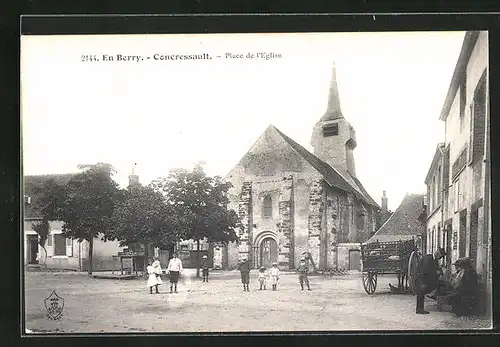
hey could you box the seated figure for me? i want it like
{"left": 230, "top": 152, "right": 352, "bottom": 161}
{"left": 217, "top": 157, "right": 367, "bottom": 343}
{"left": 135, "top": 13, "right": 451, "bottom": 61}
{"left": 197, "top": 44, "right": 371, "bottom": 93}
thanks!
{"left": 437, "top": 257, "right": 479, "bottom": 317}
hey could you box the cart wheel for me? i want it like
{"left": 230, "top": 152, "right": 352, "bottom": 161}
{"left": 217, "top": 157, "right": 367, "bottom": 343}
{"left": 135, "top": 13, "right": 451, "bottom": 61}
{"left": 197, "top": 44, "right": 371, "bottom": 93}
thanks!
{"left": 407, "top": 250, "right": 420, "bottom": 294}
{"left": 362, "top": 271, "right": 377, "bottom": 294}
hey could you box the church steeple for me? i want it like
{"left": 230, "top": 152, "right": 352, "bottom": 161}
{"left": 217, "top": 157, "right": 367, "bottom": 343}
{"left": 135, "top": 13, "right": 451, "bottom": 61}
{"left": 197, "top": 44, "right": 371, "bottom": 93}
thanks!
{"left": 321, "top": 63, "right": 344, "bottom": 121}
{"left": 311, "top": 61, "right": 357, "bottom": 177}
{"left": 128, "top": 163, "right": 139, "bottom": 187}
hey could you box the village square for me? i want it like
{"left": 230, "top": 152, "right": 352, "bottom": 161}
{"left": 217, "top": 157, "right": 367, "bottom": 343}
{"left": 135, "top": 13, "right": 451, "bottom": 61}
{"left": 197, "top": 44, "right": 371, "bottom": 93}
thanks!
{"left": 22, "top": 31, "right": 491, "bottom": 333}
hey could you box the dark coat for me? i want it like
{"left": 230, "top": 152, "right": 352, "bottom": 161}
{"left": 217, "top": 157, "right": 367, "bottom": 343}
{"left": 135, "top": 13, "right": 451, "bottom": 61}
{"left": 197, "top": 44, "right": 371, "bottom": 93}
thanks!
{"left": 239, "top": 260, "right": 251, "bottom": 273}
{"left": 201, "top": 259, "right": 209, "bottom": 270}
{"left": 415, "top": 254, "right": 440, "bottom": 295}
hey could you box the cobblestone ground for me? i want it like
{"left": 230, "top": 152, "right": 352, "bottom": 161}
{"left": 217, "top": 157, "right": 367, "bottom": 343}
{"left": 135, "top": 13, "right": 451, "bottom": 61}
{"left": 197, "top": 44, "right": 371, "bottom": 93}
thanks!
{"left": 24, "top": 270, "right": 491, "bottom": 333}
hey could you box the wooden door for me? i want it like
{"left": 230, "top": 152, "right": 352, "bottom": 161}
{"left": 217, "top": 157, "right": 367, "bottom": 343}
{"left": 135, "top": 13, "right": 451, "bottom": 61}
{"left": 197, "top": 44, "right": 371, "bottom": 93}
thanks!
{"left": 260, "top": 238, "right": 277, "bottom": 268}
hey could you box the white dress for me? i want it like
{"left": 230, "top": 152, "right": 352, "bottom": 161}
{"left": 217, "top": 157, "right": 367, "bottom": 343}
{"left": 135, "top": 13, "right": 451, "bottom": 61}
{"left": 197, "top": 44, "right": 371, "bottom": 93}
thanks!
{"left": 146, "top": 265, "right": 158, "bottom": 288}
{"left": 152, "top": 260, "right": 162, "bottom": 285}
{"left": 269, "top": 267, "right": 280, "bottom": 285}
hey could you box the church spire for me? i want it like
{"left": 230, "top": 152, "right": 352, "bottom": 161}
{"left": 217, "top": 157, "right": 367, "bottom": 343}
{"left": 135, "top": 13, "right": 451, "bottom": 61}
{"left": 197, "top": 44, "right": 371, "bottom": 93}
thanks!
{"left": 128, "top": 162, "right": 139, "bottom": 187}
{"left": 321, "top": 62, "right": 344, "bottom": 121}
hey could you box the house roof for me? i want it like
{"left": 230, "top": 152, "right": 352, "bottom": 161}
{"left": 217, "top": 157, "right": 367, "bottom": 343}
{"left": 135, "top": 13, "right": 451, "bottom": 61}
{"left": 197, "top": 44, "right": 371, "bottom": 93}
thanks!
{"left": 366, "top": 194, "right": 425, "bottom": 243}
{"left": 272, "top": 126, "right": 379, "bottom": 208}
{"left": 439, "top": 31, "right": 480, "bottom": 121}
{"left": 23, "top": 174, "right": 75, "bottom": 219}
{"left": 424, "top": 143, "right": 445, "bottom": 184}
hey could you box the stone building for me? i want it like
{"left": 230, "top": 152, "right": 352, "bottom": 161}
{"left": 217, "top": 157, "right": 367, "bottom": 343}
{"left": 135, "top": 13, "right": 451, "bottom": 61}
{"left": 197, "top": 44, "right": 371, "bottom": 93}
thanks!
{"left": 425, "top": 31, "right": 490, "bottom": 312}
{"left": 222, "top": 63, "right": 379, "bottom": 270}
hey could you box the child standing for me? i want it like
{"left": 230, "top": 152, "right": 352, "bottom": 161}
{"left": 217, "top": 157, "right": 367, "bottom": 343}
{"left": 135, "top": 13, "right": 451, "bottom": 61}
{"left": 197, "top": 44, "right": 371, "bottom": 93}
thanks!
{"left": 201, "top": 255, "right": 210, "bottom": 282}
{"left": 297, "top": 257, "right": 311, "bottom": 291}
{"left": 152, "top": 258, "right": 163, "bottom": 289}
{"left": 239, "top": 258, "right": 251, "bottom": 292}
{"left": 258, "top": 266, "right": 267, "bottom": 290}
{"left": 269, "top": 262, "right": 280, "bottom": 291}
{"left": 146, "top": 259, "right": 160, "bottom": 294}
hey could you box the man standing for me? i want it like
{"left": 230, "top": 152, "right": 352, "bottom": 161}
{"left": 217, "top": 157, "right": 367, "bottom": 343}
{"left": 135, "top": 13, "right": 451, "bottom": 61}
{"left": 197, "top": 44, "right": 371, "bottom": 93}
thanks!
{"left": 239, "top": 258, "right": 251, "bottom": 292}
{"left": 167, "top": 252, "right": 183, "bottom": 294}
{"left": 414, "top": 248, "right": 446, "bottom": 314}
{"left": 201, "top": 254, "right": 210, "bottom": 282}
{"left": 297, "top": 257, "right": 311, "bottom": 291}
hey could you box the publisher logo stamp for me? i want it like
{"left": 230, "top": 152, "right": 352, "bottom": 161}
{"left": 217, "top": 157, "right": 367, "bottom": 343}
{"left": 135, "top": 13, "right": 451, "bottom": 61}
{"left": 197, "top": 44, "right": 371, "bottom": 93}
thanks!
{"left": 44, "top": 290, "right": 64, "bottom": 320}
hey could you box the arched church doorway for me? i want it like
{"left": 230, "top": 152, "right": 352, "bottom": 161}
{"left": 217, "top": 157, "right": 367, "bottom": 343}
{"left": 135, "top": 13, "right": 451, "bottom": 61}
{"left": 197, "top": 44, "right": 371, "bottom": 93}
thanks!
{"left": 260, "top": 237, "right": 278, "bottom": 268}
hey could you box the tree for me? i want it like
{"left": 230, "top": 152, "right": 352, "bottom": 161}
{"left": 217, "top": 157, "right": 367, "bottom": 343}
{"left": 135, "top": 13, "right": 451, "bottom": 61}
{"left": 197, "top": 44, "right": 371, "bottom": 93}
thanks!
{"left": 153, "top": 164, "right": 241, "bottom": 277}
{"left": 30, "top": 178, "right": 69, "bottom": 268}
{"left": 31, "top": 219, "right": 49, "bottom": 268}
{"left": 107, "top": 184, "right": 188, "bottom": 271}
{"left": 58, "top": 163, "right": 123, "bottom": 275}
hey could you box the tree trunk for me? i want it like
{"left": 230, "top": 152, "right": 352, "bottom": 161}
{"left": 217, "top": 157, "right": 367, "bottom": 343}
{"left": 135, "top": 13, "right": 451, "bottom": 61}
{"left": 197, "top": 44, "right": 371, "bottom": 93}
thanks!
{"left": 88, "top": 239, "right": 94, "bottom": 276}
{"left": 208, "top": 239, "right": 213, "bottom": 267}
{"left": 41, "top": 245, "right": 48, "bottom": 269}
{"left": 196, "top": 239, "right": 200, "bottom": 278}
{"left": 144, "top": 243, "right": 149, "bottom": 279}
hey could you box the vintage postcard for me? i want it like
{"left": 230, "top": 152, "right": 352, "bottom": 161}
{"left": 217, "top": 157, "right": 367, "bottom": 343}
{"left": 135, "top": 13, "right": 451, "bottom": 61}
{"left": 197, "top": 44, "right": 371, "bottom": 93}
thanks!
{"left": 21, "top": 29, "right": 492, "bottom": 333}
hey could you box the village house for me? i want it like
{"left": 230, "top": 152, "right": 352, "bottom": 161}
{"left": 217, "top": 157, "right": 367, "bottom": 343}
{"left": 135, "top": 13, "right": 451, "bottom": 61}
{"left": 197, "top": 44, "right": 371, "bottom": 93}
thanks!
{"left": 220, "top": 63, "right": 380, "bottom": 271}
{"left": 423, "top": 143, "right": 449, "bottom": 266}
{"left": 23, "top": 174, "right": 125, "bottom": 271}
{"left": 424, "top": 31, "right": 490, "bottom": 312}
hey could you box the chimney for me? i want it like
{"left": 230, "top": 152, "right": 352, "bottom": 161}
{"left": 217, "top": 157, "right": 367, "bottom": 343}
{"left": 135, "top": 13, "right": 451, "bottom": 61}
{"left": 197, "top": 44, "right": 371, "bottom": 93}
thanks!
{"left": 381, "top": 190, "right": 388, "bottom": 213}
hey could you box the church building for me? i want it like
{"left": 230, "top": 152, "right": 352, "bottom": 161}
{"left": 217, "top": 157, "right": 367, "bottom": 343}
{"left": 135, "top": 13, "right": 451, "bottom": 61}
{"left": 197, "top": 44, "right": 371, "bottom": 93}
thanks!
{"left": 221, "top": 63, "right": 379, "bottom": 271}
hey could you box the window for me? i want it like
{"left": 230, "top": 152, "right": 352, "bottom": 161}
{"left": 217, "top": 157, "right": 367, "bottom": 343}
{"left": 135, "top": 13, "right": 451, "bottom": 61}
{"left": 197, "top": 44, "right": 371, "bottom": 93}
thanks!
{"left": 452, "top": 146, "right": 468, "bottom": 180}
{"left": 459, "top": 76, "right": 466, "bottom": 132}
{"left": 47, "top": 233, "right": 52, "bottom": 246}
{"left": 53, "top": 234, "right": 66, "bottom": 256}
{"left": 454, "top": 182, "right": 460, "bottom": 213}
{"left": 470, "top": 74, "right": 487, "bottom": 165}
{"left": 459, "top": 212, "right": 467, "bottom": 258}
{"left": 437, "top": 166, "right": 441, "bottom": 205}
{"left": 323, "top": 123, "right": 338, "bottom": 137}
{"left": 262, "top": 195, "right": 272, "bottom": 218}
{"left": 432, "top": 176, "right": 436, "bottom": 210}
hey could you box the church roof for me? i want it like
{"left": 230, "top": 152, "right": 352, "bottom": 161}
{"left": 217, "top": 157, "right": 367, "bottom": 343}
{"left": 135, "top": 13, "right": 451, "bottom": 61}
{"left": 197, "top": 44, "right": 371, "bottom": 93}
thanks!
{"left": 272, "top": 126, "right": 379, "bottom": 208}
{"left": 24, "top": 173, "right": 75, "bottom": 219}
{"left": 365, "top": 194, "right": 425, "bottom": 243}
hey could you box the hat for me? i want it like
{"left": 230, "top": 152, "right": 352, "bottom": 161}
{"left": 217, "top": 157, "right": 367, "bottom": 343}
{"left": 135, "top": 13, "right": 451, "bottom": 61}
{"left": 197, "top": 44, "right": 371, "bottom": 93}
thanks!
{"left": 272, "top": 262, "right": 277, "bottom": 265}
{"left": 300, "top": 257, "right": 306, "bottom": 261}
{"left": 436, "top": 248, "right": 447, "bottom": 258}
{"left": 202, "top": 255, "right": 208, "bottom": 258}
{"left": 453, "top": 257, "right": 471, "bottom": 267}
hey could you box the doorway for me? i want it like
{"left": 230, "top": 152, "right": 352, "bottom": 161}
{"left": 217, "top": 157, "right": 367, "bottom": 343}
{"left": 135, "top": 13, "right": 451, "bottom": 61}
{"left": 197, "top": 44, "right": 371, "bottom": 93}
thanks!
{"left": 348, "top": 250, "right": 361, "bottom": 271}
{"left": 27, "top": 235, "right": 39, "bottom": 265}
{"left": 470, "top": 209, "right": 479, "bottom": 265}
{"left": 260, "top": 237, "right": 278, "bottom": 268}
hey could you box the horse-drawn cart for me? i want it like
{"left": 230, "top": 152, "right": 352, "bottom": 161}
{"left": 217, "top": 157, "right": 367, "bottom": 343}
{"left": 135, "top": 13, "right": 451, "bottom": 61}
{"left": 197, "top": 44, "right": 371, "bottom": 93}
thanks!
{"left": 360, "top": 239, "right": 420, "bottom": 295}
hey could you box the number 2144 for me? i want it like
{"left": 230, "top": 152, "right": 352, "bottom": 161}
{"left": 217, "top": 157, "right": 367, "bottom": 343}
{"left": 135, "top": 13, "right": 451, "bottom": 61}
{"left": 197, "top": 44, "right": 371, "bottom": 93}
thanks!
{"left": 81, "top": 55, "right": 99, "bottom": 62}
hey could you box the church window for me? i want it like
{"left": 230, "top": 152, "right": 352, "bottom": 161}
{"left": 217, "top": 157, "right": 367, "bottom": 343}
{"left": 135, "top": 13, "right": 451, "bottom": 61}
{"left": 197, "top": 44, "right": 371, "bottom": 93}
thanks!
{"left": 263, "top": 195, "right": 272, "bottom": 218}
{"left": 323, "top": 123, "right": 338, "bottom": 137}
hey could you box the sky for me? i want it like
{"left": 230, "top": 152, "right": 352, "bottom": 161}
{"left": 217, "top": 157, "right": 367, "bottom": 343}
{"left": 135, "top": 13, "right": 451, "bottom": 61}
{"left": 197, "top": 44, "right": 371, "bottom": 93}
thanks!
{"left": 21, "top": 31, "right": 466, "bottom": 211}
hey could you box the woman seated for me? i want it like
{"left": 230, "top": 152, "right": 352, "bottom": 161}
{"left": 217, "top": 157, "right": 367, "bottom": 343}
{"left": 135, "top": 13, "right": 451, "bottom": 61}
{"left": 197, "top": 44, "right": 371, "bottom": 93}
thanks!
{"left": 435, "top": 257, "right": 479, "bottom": 317}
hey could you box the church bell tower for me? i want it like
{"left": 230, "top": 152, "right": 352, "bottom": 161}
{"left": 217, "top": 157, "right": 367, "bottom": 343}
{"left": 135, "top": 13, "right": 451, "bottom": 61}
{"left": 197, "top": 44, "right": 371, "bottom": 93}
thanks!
{"left": 310, "top": 62, "right": 357, "bottom": 177}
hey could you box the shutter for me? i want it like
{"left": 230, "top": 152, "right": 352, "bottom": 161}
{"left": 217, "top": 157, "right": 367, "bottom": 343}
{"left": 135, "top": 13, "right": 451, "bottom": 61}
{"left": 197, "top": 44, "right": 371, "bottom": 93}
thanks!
{"left": 66, "top": 237, "right": 73, "bottom": 257}
{"left": 47, "top": 233, "right": 53, "bottom": 256}
{"left": 469, "top": 103, "right": 474, "bottom": 164}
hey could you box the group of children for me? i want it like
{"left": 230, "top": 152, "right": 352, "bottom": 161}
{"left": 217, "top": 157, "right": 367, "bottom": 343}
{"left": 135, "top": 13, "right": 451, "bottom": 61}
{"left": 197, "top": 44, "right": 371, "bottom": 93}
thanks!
{"left": 146, "top": 252, "right": 185, "bottom": 294}
{"left": 147, "top": 254, "right": 313, "bottom": 294}
{"left": 241, "top": 257, "right": 312, "bottom": 292}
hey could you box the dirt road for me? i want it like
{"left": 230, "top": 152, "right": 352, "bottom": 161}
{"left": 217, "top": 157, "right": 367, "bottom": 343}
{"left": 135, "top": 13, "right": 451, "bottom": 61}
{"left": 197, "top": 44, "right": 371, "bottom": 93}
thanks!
{"left": 24, "top": 270, "right": 491, "bottom": 333}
